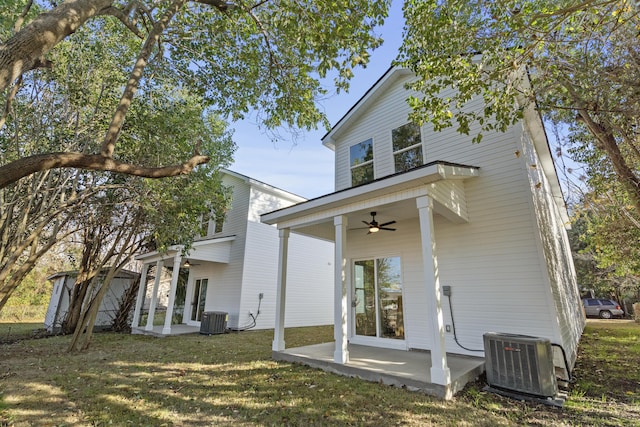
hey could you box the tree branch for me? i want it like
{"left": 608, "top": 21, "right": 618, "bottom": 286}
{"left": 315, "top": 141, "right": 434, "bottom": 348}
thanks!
{"left": 100, "top": 6, "right": 145, "bottom": 38}
{"left": 0, "top": 0, "right": 115, "bottom": 92}
{"left": 100, "top": 0, "right": 187, "bottom": 157}
{"left": 0, "top": 75, "right": 21, "bottom": 129}
{"left": 0, "top": 152, "right": 210, "bottom": 188}
{"left": 192, "top": 0, "right": 235, "bottom": 10}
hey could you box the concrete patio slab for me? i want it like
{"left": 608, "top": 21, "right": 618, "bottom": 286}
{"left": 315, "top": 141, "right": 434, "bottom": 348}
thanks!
{"left": 131, "top": 324, "right": 200, "bottom": 337}
{"left": 274, "top": 342, "right": 485, "bottom": 399}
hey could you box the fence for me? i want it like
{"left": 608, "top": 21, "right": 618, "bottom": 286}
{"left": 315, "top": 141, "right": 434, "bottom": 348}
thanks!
{"left": 0, "top": 305, "right": 47, "bottom": 322}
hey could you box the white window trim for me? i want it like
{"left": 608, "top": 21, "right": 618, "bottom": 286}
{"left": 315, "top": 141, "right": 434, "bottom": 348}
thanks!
{"left": 391, "top": 123, "right": 424, "bottom": 172}
{"left": 350, "top": 138, "right": 375, "bottom": 186}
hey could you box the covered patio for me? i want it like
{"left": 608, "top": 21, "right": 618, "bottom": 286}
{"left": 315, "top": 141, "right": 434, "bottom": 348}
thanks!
{"left": 262, "top": 162, "right": 482, "bottom": 399}
{"left": 131, "top": 236, "right": 235, "bottom": 336}
{"left": 274, "top": 342, "right": 485, "bottom": 398}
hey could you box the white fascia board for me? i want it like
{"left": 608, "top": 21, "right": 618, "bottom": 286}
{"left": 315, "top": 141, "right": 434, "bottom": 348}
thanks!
{"left": 261, "top": 162, "right": 479, "bottom": 226}
{"left": 135, "top": 247, "right": 181, "bottom": 263}
{"left": 522, "top": 102, "right": 569, "bottom": 226}
{"left": 192, "top": 235, "right": 236, "bottom": 246}
{"left": 513, "top": 70, "right": 569, "bottom": 225}
{"left": 135, "top": 236, "right": 236, "bottom": 264}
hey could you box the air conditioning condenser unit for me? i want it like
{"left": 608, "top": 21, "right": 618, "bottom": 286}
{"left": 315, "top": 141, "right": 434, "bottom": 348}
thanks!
{"left": 200, "top": 311, "right": 228, "bottom": 335}
{"left": 483, "top": 332, "right": 559, "bottom": 401}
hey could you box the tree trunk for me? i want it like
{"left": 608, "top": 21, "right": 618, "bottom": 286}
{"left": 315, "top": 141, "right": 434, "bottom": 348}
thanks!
{"left": 578, "top": 110, "right": 640, "bottom": 214}
{"left": 111, "top": 275, "right": 140, "bottom": 332}
{"left": 61, "top": 276, "right": 93, "bottom": 334}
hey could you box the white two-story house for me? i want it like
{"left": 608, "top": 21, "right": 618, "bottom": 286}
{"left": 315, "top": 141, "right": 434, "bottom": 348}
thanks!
{"left": 131, "top": 169, "right": 334, "bottom": 335}
{"left": 261, "top": 67, "right": 585, "bottom": 399}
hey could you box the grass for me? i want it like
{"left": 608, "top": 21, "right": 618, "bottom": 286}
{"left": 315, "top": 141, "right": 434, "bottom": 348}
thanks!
{"left": 0, "top": 320, "right": 639, "bottom": 426}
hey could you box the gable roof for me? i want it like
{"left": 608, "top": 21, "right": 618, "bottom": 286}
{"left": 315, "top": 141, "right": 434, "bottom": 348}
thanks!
{"left": 322, "top": 66, "right": 412, "bottom": 150}
{"left": 47, "top": 269, "right": 139, "bottom": 281}
{"left": 222, "top": 169, "right": 306, "bottom": 204}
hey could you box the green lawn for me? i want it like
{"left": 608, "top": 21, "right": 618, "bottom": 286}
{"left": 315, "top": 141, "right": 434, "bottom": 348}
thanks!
{"left": 1, "top": 320, "right": 638, "bottom": 426}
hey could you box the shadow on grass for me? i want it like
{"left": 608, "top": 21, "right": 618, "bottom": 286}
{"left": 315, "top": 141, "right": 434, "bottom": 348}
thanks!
{"left": 1, "top": 323, "right": 640, "bottom": 426}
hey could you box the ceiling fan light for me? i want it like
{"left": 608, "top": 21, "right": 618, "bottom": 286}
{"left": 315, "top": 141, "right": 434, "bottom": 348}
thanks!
{"left": 369, "top": 226, "right": 380, "bottom": 233}
{"left": 184, "top": 260, "right": 191, "bottom": 267}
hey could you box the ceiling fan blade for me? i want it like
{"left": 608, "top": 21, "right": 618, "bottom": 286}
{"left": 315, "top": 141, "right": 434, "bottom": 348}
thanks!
{"left": 380, "top": 227, "right": 396, "bottom": 231}
{"left": 362, "top": 220, "right": 372, "bottom": 226}
{"left": 379, "top": 220, "right": 396, "bottom": 227}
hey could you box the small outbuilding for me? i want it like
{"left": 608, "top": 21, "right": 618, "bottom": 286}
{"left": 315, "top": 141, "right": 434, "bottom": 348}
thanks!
{"left": 44, "top": 269, "right": 139, "bottom": 333}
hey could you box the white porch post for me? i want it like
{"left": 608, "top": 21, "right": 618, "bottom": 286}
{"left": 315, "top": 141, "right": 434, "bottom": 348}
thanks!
{"left": 145, "top": 259, "right": 164, "bottom": 331}
{"left": 131, "top": 262, "right": 149, "bottom": 329}
{"left": 162, "top": 254, "right": 182, "bottom": 335}
{"left": 333, "top": 215, "right": 349, "bottom": 364}
{"left": 417, "top": 196, "right": 451, "bottom": 386}
{"left": 272, "top": 228, "right": 290, "bottom": 351}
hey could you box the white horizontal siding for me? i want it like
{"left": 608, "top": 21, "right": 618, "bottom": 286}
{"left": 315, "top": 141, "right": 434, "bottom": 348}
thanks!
{"left": 194, "top": 174, "right": 250, "bottom": 324}
{"left": 519, "top": 123, "right": 584, "bottom": 367}
{"left": 339, "top": 122, "right": 560, "bottom": 356}
{"left": 240, "top": 221, "right": 333, "bottom": 329}
{"left": 247, "top": 186, "right": 300, "bottom": 223}
{"left": 334, "top": 74, "right": 420, "bottom": 190}
{"left": 428, "top": 181, "right": 468, "bottom": 221}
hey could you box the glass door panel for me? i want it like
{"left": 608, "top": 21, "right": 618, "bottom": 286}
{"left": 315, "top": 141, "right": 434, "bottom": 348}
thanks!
{"left": 377, "top": 257, "right": 404, "bottom": 339}
{"left": 354, "top": 260, "right": 376, "bottom": 336}
{"left": 190, "top": 278, "right": 208, "bottom": 322}
{"left": 353, "top": 257, "right": 404, "bottom": 340}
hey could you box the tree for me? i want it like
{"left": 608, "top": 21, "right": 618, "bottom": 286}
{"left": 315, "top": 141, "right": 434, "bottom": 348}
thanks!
{"left": 397, "top": 0, "right": 640, "bottom": 214}
{"left": 0, "top": 0, "right": 389, "bottom": 187}
{"left": 569, "top": 190, "right": 640, "bottom": 302}
{"left": 1, "top": 1, "right": 235, "bottom": 349}
{"left": 0, "top": 169, "right": 92, "bottom": 309}
{"left": 0, "top": 14, "right": 235, "bottom": 328}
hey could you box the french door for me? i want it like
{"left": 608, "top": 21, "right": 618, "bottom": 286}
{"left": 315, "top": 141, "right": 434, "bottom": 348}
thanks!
{"left": 353, "top": 257, "right": 404, "bottom": 340}
{"left": 190, "top": 278, "right": 208, "bottom": 322}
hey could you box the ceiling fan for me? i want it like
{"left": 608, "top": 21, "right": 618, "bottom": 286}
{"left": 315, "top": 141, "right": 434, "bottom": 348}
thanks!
{"left": 183, "top": 259, "right": 200, "bottom": 268}
{"left": 362, "top": 211, "right": 396, "bottom": 234}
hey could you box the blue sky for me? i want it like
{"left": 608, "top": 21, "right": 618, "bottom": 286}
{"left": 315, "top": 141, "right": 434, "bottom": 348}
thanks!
{"left": 229, "top": 2, "right": 405, "bottom": 199}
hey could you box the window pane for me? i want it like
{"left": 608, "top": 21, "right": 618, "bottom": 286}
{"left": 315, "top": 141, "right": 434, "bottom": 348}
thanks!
{"left": 394, "top": 146, "right": 423, "bottom": 173}
{"left": 214, "top": 213, "right": 225, "bottom": 233}
{"left": 198, "top": 279, "right": 208, "bottom": 321}
{"left": 200, "top": 215, "right": 210, "bottom": 237}
{"left": 392, "top": 123, "right": 421, "bottom": 151}
{"left": 354, "top": 260, "right": 376, "bottom": 337}
{"left": 350, "top": 139, "right": 373, "bottom": 167}
{"left": 351, "top": 163, "right": 374, "bottom": 186}
{"left": 377, "top": 257, "right": 404, "bottom": 339}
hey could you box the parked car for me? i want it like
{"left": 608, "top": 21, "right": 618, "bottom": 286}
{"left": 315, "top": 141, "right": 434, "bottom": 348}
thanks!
{"left": 582, "top": 298, "right": 624, "bottom": 319}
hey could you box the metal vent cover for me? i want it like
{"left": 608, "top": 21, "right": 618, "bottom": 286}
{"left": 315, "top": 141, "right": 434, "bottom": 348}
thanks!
{"left": 483, "top": 332, "right": 558, "bottom": 398}
{"left": 200, "top": 311, "right": 228, "bottom": 335}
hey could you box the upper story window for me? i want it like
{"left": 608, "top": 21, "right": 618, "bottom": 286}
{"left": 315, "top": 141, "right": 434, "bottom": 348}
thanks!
{"left": 392, "top": 123, "right": 423, "bottom": 173}
{"left": 199, "top": 211, "right": 225, "bottom": 237}
{"left": 214, "top": 213, "right": 225, "bottom": 233}
{"left": 199, "top": 214, "right": 213, "bottom": 237}
{"left": 350, "top": 138, "right": 374, "bottom": 186}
